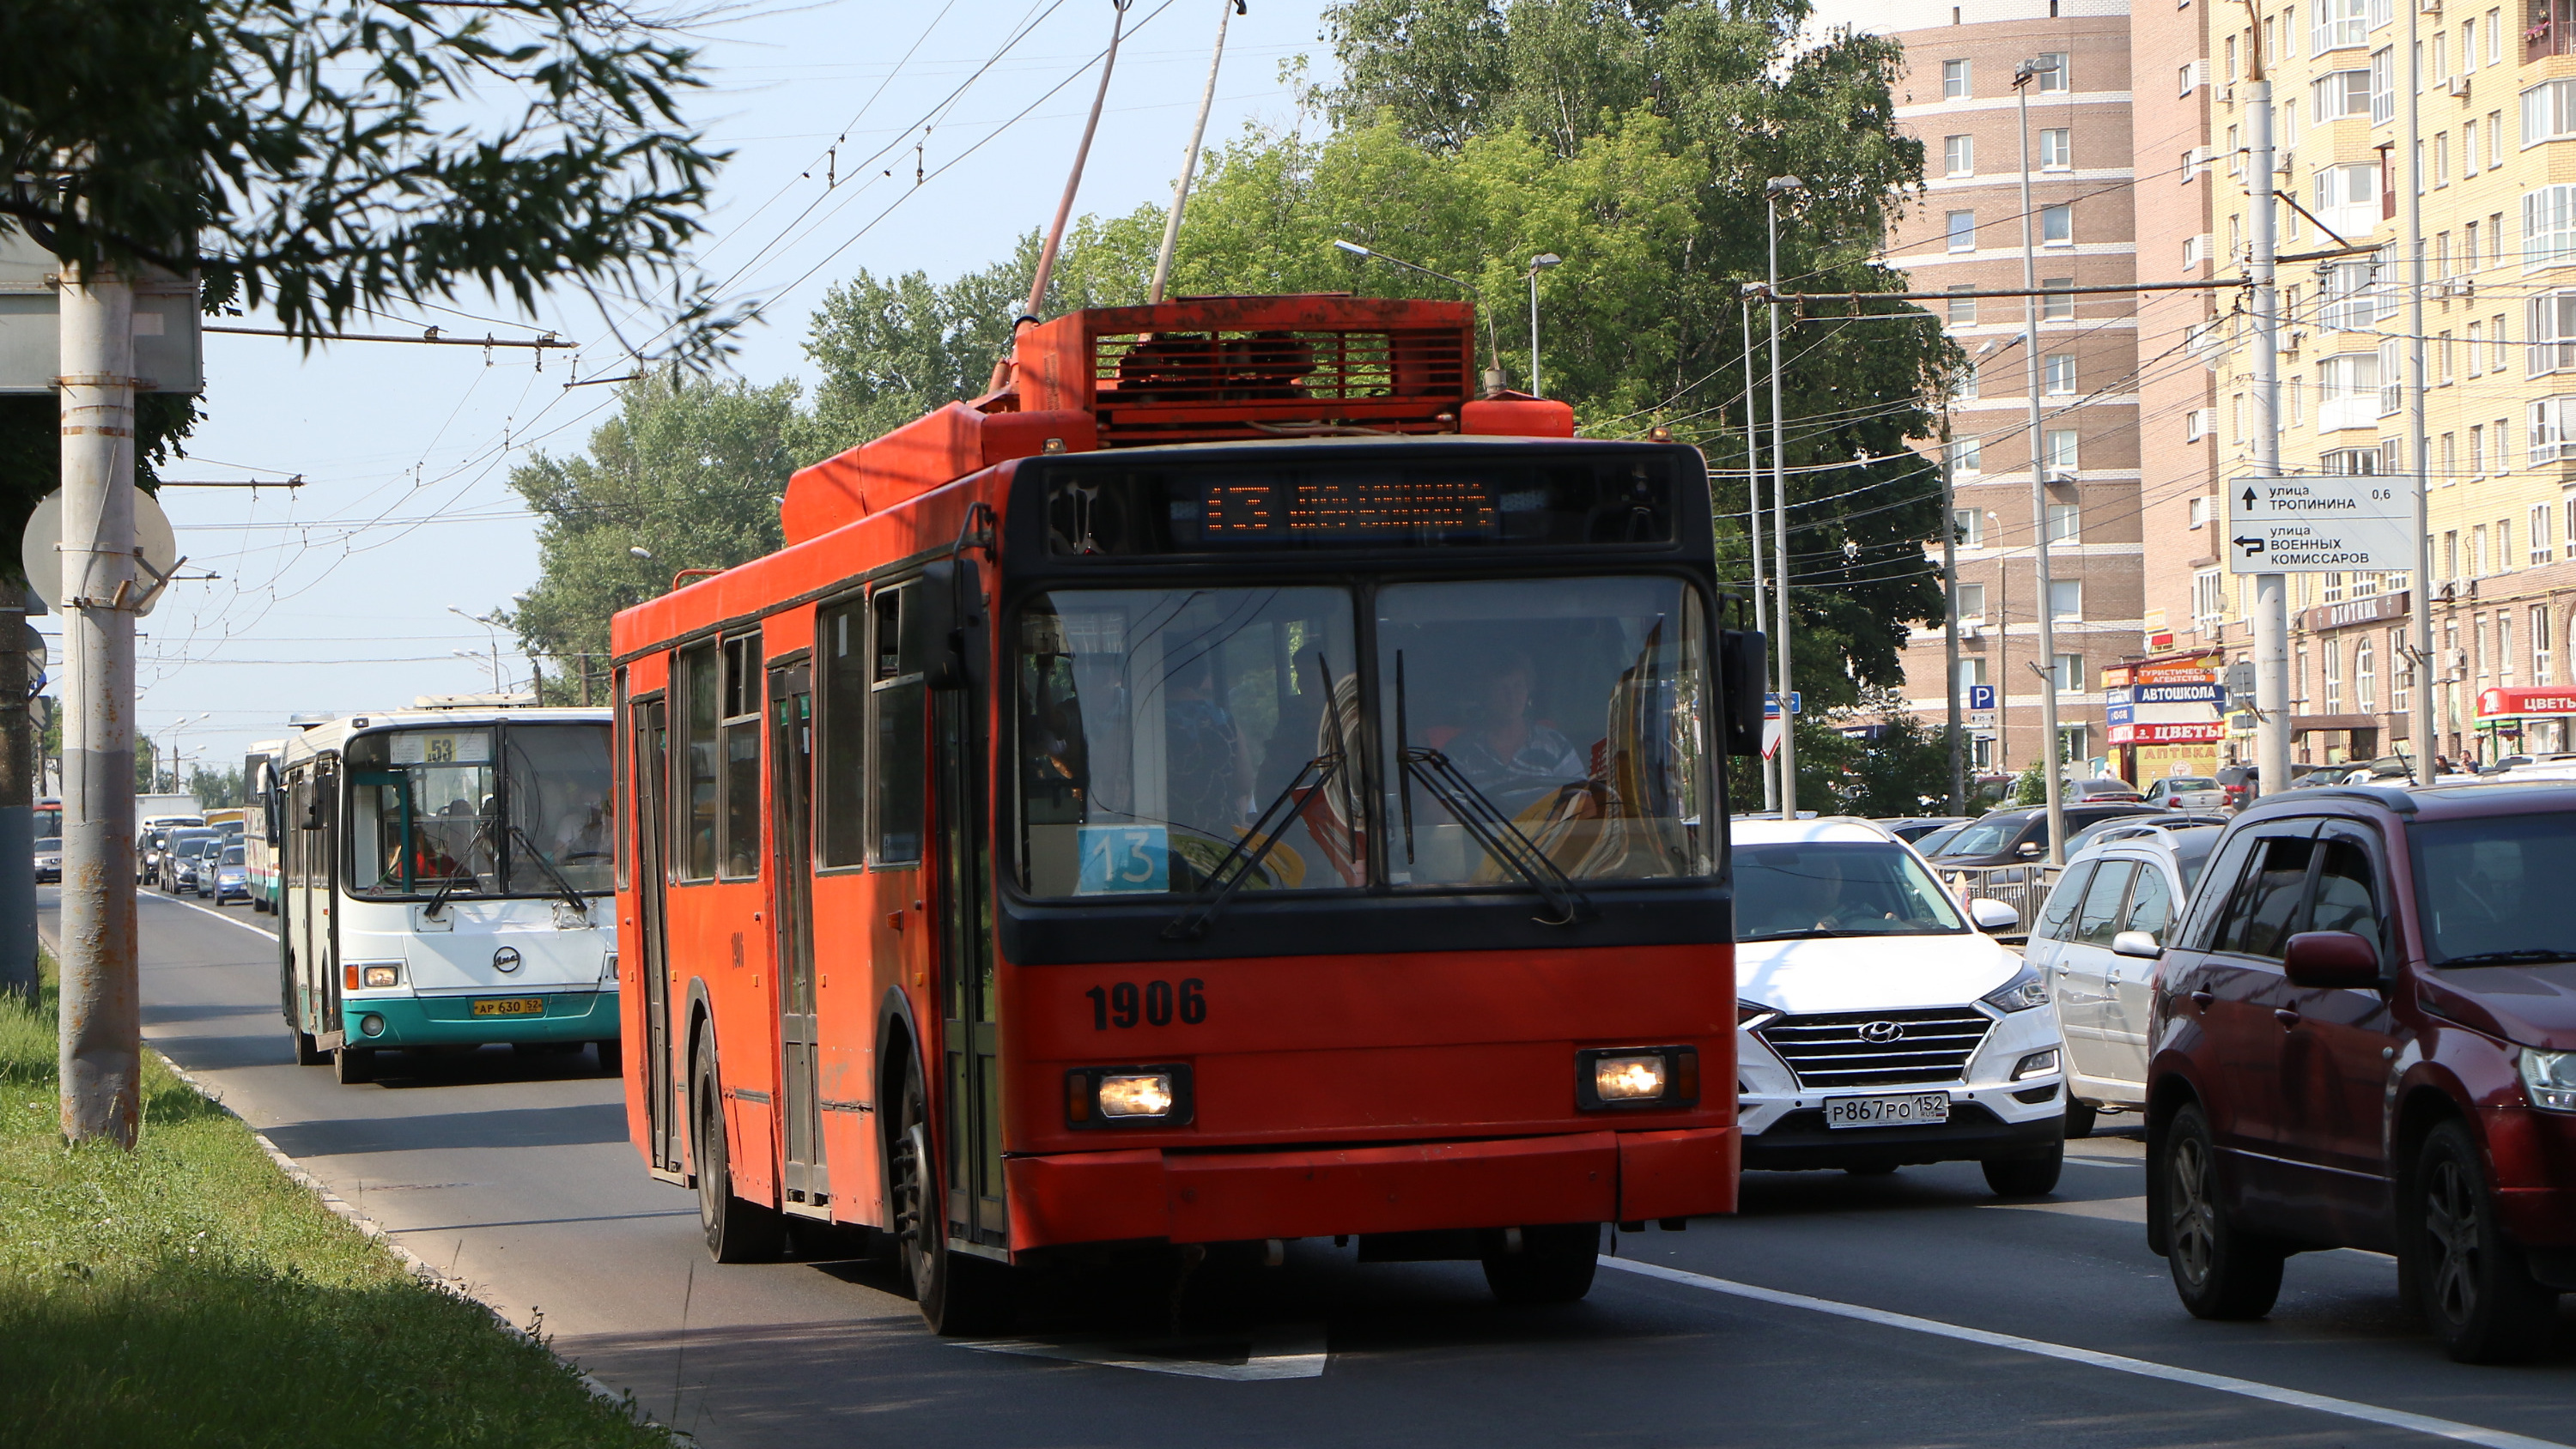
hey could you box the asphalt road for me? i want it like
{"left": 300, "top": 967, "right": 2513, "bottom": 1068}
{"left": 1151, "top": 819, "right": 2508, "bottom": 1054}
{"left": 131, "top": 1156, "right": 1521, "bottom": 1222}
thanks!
{"left": 53, "top": 884, "right": 2576, "bottom": 1449}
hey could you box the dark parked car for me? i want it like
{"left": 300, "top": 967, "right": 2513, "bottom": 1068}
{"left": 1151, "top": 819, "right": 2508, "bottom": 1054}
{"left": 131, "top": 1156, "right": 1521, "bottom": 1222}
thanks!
{"left": 2141, "top": 781, "right": 2576, "bottom": 1362}
{"left": 167, "top": 834, "right": 222, "bottom": 894}
{"left": 1878, "top": 815, "right": 1968, "bottom": 844}
{"left": 1924, "top": 803, "right": 2166, "bottom": 868}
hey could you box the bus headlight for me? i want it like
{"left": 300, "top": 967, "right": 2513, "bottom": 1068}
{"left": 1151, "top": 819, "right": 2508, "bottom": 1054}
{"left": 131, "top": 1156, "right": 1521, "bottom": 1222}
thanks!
{"left": 360, "top": 964, "right": 401, "bottom": 990}
{"left": 1577, "top": 1046, "right": 1700, "bottom": 1110}
{"left": 1065, "top": 1064, "right": 1194, "bottom": 1128}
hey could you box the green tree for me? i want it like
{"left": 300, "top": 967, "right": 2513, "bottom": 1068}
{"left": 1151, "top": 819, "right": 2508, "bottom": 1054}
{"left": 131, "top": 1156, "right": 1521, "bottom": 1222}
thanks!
{"left": 504, "top": 376, "right": 801, "bottom": 674}
{"left": 187, "top": 764, "right": 243, "bottom": 809}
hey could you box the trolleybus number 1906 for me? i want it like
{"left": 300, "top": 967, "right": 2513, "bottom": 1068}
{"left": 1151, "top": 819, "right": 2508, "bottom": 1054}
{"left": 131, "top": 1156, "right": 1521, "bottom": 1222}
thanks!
{"left": 1084, "top": 979, "right": 1208, "bottom": 1030}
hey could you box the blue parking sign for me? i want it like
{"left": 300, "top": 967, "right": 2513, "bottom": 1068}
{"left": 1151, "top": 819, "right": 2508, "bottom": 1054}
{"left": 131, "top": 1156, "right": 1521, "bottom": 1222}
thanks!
{"left": 1967, "top": 684, "right": 1996, "bottom": 711}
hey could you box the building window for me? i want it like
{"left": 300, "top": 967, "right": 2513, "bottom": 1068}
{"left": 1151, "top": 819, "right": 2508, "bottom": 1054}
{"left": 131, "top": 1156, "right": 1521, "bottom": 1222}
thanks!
{"left": 1959, "top": 358, "right": 1980, "bottom": 400}
{"left": 2046, "top": 501, "right": 2081, "bottom": 543}
{"left": 2371, "top": 46, "right": 2394, "bottom": 124}
{"left": 2317, "top": 252, "right": 2384, "bottom": 330}
{"left": 2380, "top": 337, "right": 2403, "bottom": 415}
{"left": 2475, "top": 524, "right": 2488, "bottom": 576}
{"left": 2501, "top": 612, "right": 2516, "bottom": 684}
{"left": 2315, "top": 0, "right": 2367, "bottom": 49}
{"left": 2179, "top": 61, "right": 2201, "bottom": 95}
{"left": 2533, "top": 501, "right": 2554, "bottom": 562}
{"left": 2530, "top": 395, "right": 2576, "bottom": 463}
{"left": 2325, "top": 637, "right": 2343, "bottom": 710}
{"left": 1951, "top": 436, "right": 1983, "bottom": 475}
{"left": 2467, "top": 118, "right": 2482, "bottom": 175}
{"left": 2358, "top": 639, "right": 2377, "bottom": 707}
{"left": 1945, "top": 134, "right": 1975, "bottom": 176}
{"left": 2445, "top": 529, "right": 2460, "bottom": 579}
{"left": 1947, "top": 209, "right": 1977, "bottom": 252}
{"left": 2442, "top": 432, "right": 2458, "bottom": 480}
{"left": 2537, "top": 605, "right": 2555, "bottom": 685}
{"left": 2040, "top": 128, "right": 2071, "bottom": 169}
{"left": 2041, "top": 204, "right": 2072, "bottom": 246}
{"left": 2186, "top": 410, "right": 2211, "bottom": 444}
{"left": 2318, "top": 354, "right": 2383, "bottom": 430}
{"left": 2194, "top": 567, "right": 2226, "bottom": 626}
{"left": 2470, "top": 319, "right": 2484, "bottom": 375}
{"left": 2049, "top": 579, "right": 2083, "bottom": 620}
{"left": 2227, "top": 124, "right": 2243, "bottom": 177}
{"left": 2499, "top": 416, "right": 2512, "bottom": 470}
{"left": 2044, "top": 355, "right": 2076, "bottom": 395}
{"left": 2524, "top": 185, "right": 2576, "bottom": 270}
{"left": 1947, "top": 283, "right": 1976, "bottom": 324}
{"left": 2312, "top": 68, "right": 2371, "bottom": 118}
{"left": 2500, "top": 518, "right": 2515, "bottom": 572}
{"left": 2051, "top": 654, "right": 2085, "bottom": 693}
{"left": 2190, "top": 494, "right": 2212, "bottom": 528}
{"left": 1944, "top": 58, "right": 1972, "bottom": 98}
{"left": 2045, "top": 428, "right": 2080, "bottom": 473}
{"left": 2471, "top": 422, "right": 2486, "bottom": 474}
{"left": 2043, "top": 279, "right": 2074, "bottom": 320}
{"left": 2037, "top": 52, "right": 2069, "bottom": 91}
{"left": 1956, "top": 582, "right": 1988, "bottom": 621}
{"left": 2525, "top": 78, "right": 2576, "bottom": 145}
{"left": 2392, "top": 626, "right": 2413, "bottom": 712}
{"left": 1953, "top": 506, "right": 1984, "bottom": 546}
{"left": 2527, "top": 293, "right": 2576, "bottom": 374}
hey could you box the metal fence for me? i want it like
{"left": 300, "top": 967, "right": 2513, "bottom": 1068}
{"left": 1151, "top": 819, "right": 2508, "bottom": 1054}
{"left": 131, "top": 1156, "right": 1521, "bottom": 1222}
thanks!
{"left": 1935, "top": 863, "right": 2066, "bottom": 943}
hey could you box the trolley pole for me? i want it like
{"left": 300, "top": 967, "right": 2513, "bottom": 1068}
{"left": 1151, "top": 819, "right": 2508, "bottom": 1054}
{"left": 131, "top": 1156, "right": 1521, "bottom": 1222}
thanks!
{"left": 0, "top": 591, "right": 31, "bottom": 1000}
{"left": 57, "top": 266, "right": 141, "bottom": 1146}
{"left": 2247, "top": 32, "right": 2292, "bottom": 801}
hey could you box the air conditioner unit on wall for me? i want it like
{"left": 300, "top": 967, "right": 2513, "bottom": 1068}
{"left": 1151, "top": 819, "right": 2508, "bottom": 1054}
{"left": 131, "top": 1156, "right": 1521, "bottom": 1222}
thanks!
{"left": 2448, "top": 73, "right": 2471, "bottom": 97}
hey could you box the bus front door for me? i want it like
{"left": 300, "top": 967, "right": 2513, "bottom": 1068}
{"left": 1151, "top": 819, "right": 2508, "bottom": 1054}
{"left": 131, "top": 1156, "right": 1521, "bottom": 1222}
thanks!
{"left": 769, "top": 664, "right": 826, "bottom": 1206}
{"left": 632, "top": 697, "right": 680, "bottom": 1173}
{"left": 934, "top": 688, "right": 1004, "bottom": 1249}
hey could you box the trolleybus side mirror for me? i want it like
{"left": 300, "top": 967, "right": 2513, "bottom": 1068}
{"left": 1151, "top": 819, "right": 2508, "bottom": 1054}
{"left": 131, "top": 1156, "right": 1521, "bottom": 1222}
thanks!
{"left": 908, "top": 558, "right": 983, "bottom": 693}
{"left": 1718, "top": 629, "right": 1769, "bottom": 757}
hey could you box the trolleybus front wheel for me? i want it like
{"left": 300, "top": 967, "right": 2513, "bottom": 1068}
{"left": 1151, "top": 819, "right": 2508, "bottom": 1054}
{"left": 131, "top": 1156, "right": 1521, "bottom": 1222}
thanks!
{"left": 893, "top": 1058, "right": 1015, "bottom": 1336}
{"left": 333, "top": 1046, "right": 377, "bottom": 1085}
{"left": 1480, "top": 1223, "right": 1601, "bottom": 1306}
{"left": 596, "top": 1037, "right": 623, "bottom": 1076}
{"left": 693, "top": 1041, "right": 783, "bottom": 1263}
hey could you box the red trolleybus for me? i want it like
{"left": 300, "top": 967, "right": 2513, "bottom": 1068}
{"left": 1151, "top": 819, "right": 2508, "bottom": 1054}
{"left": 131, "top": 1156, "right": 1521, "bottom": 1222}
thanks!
{"left": 611, "top": 295, "right": 1765, "bottom": 1331}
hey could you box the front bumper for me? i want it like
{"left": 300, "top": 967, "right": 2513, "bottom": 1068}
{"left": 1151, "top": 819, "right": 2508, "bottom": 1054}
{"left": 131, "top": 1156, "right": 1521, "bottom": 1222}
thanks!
{"left": 1004, "top": 1125, "right": 1739, "bottom": 1253}
{"left": 2488, "top": 1104, "right": 2576, "bottom": 1251}
{"left": 340, "top": 989, "right": 618, "bottom": 1048}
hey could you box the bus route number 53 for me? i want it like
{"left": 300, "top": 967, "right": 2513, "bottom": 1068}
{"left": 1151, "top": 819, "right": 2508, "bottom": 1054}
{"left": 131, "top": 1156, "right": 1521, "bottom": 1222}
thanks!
{"left": 1086, "top": 979, "right": 1207, "bottom": 1030}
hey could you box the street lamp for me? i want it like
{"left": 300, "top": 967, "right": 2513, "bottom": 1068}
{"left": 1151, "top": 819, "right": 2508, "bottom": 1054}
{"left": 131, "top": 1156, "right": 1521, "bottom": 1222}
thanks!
{"left": 448, "top": 605, "right": 505, "bottom": 693}
{"left": 1334, "top": 239, "right": 1510, "bottom": 395}
{"left": 162, "top": 712, "right": 210, "bottom": 795}
{"left": 1764, "top": 174, "right": 1803, "bottom": 815}
{"left": 1526, "top": 253, "right": 1562, "bottom": 397}
{"left": 2012, "top": 54, "right": 2069, "bottom": 863}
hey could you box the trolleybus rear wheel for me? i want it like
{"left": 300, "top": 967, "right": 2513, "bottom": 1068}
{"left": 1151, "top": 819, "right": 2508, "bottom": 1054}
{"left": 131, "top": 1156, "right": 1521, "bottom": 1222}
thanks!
{"left": 892, "top": 1058, "right": 1014, "bottom": 1336}
{"left": 693, "top": 1042, "right": 783, "bottom": 1263}
{"left": 1480, "top": 1223, "right": 1600, "bottom": 1305}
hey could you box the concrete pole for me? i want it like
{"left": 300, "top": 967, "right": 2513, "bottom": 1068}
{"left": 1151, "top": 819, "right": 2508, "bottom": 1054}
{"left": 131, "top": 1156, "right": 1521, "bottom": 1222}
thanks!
{"left": 0, "top": 594, "right": 32, "bottom": 1000}
{"left": 2248, "top": 51, "right": 2292, "bottom": 798}
{"left": 56, "top": 266, "right": 140, "bottom": 1147}
{"left": 1742, "top": 299, "right": 1775, "bottom": 814}
{"left": 2405, "top": 0, "right": 2436, "bottom": 782}
{"left": 2016, "top": 63, "right": 2068, "bottom": 863}
{"left": 1148, "top": 0, "right": 1235, "bottom": 304}
{"left": 1941, "top": 436, "right": 1965, "bottom": 815}
{"left": 1766, "top": 184, "right": 1798, "bottom": 817}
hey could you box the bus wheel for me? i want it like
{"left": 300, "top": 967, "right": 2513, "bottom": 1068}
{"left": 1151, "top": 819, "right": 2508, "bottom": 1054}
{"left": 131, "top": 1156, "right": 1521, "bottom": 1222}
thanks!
{"left": 893, "top": 1061, "right": 1014, "bottom": 1336}
{"left": 694, "top": 1046, "right": 782, "bottom": 1263}
{"left": 1481, "top": 1223, "right": 1600, "bottom": 1306}
{"left": 333, "top": 1046, "right": 377, "bottom": 1085}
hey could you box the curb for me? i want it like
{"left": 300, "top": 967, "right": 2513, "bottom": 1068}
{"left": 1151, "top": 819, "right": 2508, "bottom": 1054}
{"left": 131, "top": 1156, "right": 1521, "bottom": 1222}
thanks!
{"left": 147, "top": 1047, "right": 684, "bottom": 1443}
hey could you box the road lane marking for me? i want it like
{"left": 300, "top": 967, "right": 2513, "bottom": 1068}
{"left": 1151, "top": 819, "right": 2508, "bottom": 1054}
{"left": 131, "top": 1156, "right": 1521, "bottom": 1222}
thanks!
{"left": 1598, "top": 1257, "right": 2569, "bottom": 1449}
{"left": 958, "top": 1324, "right": 1327, "bottom": 1380}
{"left": 1983, "top": 1195, "right": 2147, "bottom": 1225}
{"left": 143, "top": 889, "right": 279, "bottom": 940}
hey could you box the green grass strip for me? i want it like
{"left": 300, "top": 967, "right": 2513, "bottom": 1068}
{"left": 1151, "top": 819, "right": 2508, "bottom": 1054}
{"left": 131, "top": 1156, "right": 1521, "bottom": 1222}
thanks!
{"left": 0, "top": 953, "right": 668, "bottom": 1447}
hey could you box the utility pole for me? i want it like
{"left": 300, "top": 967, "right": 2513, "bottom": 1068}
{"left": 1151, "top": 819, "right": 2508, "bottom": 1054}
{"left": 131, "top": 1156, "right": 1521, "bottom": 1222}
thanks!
{"left": 57, "top": 265, "right": 141, "bottom": 1146}
{"left": 2246, "top": 6, "right": 2292, "bottom": 803}
{"left": 1941, "top": 432, "right": 1965, "bottom": 815}
{"left": 1765, "top": 176, "right": 1803, "bottom": 817}
{"left": 2404, "top": 0, "right": 2436, "bottom": 783}
{"left": 1742, "top": 298, "right": 1775, "bottom": 813}
{"left": 0, "top": 591, "right": 31, "bottom": 1000}
{"left": 2014, "top": 58, "right": 2068, "bottom": 862}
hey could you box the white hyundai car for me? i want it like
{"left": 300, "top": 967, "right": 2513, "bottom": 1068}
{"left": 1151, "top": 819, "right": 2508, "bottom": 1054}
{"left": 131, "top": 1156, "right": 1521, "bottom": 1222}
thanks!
{"left": 1732, "top": 818, "right": 2069, "bottom": 1196}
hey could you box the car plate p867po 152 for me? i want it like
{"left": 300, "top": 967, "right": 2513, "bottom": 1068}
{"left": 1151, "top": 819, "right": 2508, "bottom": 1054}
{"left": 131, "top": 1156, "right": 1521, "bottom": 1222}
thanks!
{"left": 1823, "top": 1093, "right": 1951, "bottom": 1129}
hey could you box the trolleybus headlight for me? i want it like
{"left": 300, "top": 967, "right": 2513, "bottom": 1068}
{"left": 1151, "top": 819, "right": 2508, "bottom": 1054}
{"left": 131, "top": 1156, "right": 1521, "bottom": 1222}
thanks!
{"left": 1575, "top": 1046, "right": 1700, "bottom": 1110}
{"left": 1065, "top": 1064, "right": 1194, "bottom": 1128}
{"left": 359, "top": 964, "right": 401, "bottom": 990}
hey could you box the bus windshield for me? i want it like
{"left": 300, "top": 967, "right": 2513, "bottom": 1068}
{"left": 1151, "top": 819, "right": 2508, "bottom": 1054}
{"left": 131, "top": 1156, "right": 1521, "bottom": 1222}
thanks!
{"left": 1012, "top": 575, "right": 1711, "bottom": 898}
{"left": 346, "top": 723, "right": 612, "bottom": 899}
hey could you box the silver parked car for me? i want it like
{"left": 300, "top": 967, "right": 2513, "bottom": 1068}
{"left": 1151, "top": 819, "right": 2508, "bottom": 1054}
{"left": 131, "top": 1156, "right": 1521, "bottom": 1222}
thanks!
{"left": 2018, "top": 824, "right": 2222, "bottom": 1136}
{"left": 2140, "top": 774, "right": 2225, "bottom": 809}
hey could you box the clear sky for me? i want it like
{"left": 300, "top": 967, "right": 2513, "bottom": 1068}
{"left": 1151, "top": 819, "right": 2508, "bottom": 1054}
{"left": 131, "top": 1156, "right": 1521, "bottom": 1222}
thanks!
{"left": 82, "top": 0, "right": 1336, "bottom": 784}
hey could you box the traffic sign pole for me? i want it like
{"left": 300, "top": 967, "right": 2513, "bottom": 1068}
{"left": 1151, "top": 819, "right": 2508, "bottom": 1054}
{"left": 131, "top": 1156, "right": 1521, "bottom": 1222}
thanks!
{"left": 2246, "top": 60, "right": 2291, "bottom": 803}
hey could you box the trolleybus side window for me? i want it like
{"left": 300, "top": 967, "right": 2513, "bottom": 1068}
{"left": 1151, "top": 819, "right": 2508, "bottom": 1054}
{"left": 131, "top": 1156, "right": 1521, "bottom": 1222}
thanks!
{"left": 679, "top": 640, "right": 720, "bottom": 880}
{"left": 1377, "top": 576, "right": 1714, "bottom": 886}
{"left": 502, "top": 724, "right": 615, "bottom": 895}
{"left": 1012, "top": 586, "right": 1361, "bottom": 897}
{"left": 817, "top": 597, "right": 869, "bottom": 868}
{"left": 720, "top": 634, "right": 762, "bottom": 879}
{"left": 872, "top": 585, "right": 926, "bottom": 865}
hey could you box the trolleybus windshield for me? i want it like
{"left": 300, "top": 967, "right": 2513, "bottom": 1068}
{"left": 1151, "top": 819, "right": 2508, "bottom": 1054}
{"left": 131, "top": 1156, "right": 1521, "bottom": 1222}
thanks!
{"left": 346, "top": 723, "right": 612, "bottom": 899}
{"left": 1012, "top": 575, "right": 1711, "bottom": 900}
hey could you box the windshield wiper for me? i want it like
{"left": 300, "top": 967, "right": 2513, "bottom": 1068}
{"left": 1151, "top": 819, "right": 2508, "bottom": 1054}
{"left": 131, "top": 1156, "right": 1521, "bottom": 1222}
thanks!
{"left": 2435, "top": 949, "right": 2576, "bottom": 967}
{"left": 508, "top": 824, "right": 593, "bottom": 917}
{"left": 1394, "top": 651, "right": 1588, "bottom": 927}
{"left": 1164, "top": 652, "right": 1355, "bottom": 941}
{"left": 421, "top": 815, "right": 497, "bottom": 920}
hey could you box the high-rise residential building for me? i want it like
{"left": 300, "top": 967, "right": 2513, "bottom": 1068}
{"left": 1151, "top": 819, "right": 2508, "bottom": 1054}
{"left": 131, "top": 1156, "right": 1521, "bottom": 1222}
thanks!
{"left": 1813, "top": 0, "right": 2145, "bottom": 781}
{"left": 2175, "top": 0, "right": 2576, "bottom": 767}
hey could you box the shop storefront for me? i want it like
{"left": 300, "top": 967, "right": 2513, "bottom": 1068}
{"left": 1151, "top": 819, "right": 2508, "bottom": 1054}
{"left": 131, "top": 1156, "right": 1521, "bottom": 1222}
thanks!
{"left": 2104, "top": 656, "right": 2225, "bottom": 783}
{"left": 2476, "top": 687, "right": 2576, "bottom": 760}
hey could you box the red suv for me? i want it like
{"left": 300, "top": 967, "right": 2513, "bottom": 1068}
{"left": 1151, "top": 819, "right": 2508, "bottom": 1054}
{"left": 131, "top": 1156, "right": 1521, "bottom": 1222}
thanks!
{"left": 2137, "top": 781, "right": 2576, "bottom": 1362}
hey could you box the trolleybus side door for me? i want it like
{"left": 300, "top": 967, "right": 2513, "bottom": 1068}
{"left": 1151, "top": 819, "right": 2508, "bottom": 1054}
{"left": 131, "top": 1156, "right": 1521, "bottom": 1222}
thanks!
{"left": 633, "top": 695, "right": 680, "bottom": 1172}
{"left": 933, "top": 641, "right": 1002, "bottom": 1249}
{"left": 769, "top": 662, "right": 826, "bottom": 1206}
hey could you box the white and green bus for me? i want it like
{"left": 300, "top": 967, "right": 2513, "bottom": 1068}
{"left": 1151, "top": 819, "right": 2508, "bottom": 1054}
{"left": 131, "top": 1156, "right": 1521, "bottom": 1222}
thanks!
{"left": 276, "top": 704, "right": 618, "bottom": 1083}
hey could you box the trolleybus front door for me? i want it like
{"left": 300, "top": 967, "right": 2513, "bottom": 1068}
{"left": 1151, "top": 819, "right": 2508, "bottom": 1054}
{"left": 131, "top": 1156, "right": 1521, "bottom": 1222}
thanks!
{"left": 296, "top": 763, "right": 341, "bottom": 1043}
{"left": 632, "top": 697, "right": 680, "bottom": 1173}
{"left": 769, "top": 664, "right": 826, "bottom": 1205}
{"left": 934, "top": 687, "right": 1003, "bottom": 1248}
